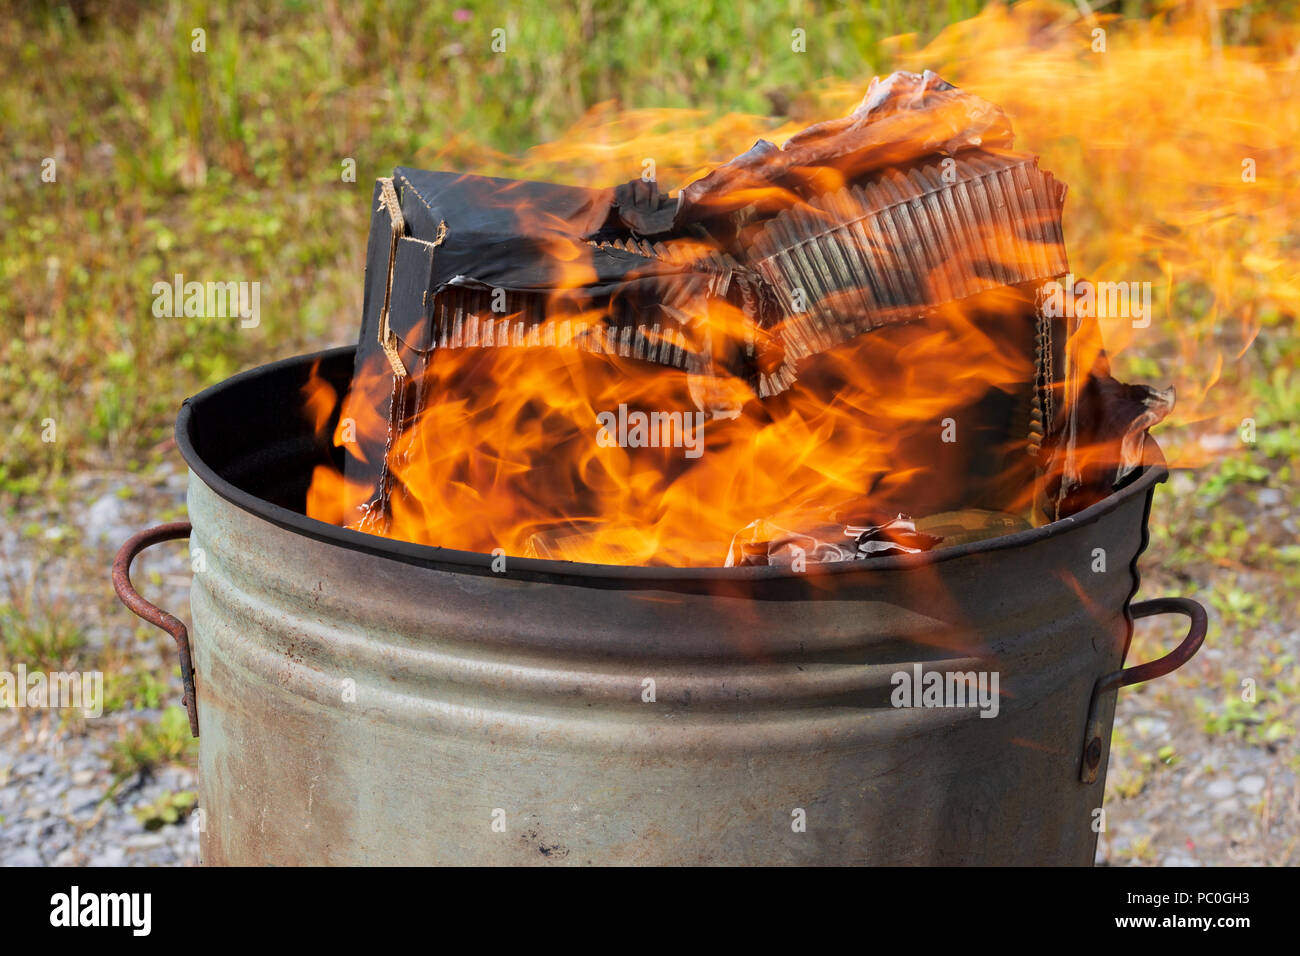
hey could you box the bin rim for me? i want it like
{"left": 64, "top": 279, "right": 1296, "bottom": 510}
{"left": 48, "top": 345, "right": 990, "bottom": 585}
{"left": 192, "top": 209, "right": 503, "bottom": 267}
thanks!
{"left": 176, "top": 345, "right": 1169, "bottom": 588}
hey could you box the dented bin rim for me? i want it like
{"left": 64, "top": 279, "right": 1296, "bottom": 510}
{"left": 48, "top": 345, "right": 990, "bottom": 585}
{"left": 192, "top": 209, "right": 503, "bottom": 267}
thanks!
{"left": 175, "top": 345, "right": 1168, "bottom": 589}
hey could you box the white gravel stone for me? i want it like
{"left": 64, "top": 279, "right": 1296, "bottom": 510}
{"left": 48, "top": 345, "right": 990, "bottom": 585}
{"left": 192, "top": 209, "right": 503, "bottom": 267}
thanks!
{"left": 84, "top": 491, "right": 132, "bottom": 545}
{"left": 89, "top": 845, "right": 127, "bottom": 867}
{"left": 1134, "top": 717, "right": 1169, "bottom": 738}
{"left": 1206, "top": 778, "right": 1236, "bottom": 800}
{"left": 125, "top": 833, "right": 167, "bottom": 850}
{"left": 1238, "top": 775, "right": 1266, "bottom": 797}
{"left": 3, "top": 847, "right": 43, "bottom": 867}
{"left": 65, "top": 788, "right": 100, "bottom": 813}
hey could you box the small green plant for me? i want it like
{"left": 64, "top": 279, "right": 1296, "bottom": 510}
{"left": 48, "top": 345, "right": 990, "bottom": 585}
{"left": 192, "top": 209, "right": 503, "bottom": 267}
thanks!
{"left": 0, "top": 603, "right": 84, "bottom": 671}
{"left": 1196, "top": 456, "right": 1270, "bottom": 504}
{"left": 102, "top": 668, "right": 168, "bottom": 714}
{"left": 132, "top": 790, "right": 198, "bottom": 831}
{"left": 1259, "top": 719, "right": 1296, "bottom": 746}
{"left": 1124, "top": 834, "right": 1157, "bottom": 864}
{"left": 1208, "top": 584, "right": 1266, "bottom": 629}
{"left": 1199, "top": 694, "right": 1294, "bottom": 747}
{"left": 1250, "top": 366, "right": 1300, "bottom": 460}
{"left": 1201, "top": 695, "right": 1263, "bottom": 737}
{"left": 107, "top": 705, "right": 198, "bottom": 797}
{"left": 1105, "top": 729, "right": 1150, "bottom": 799}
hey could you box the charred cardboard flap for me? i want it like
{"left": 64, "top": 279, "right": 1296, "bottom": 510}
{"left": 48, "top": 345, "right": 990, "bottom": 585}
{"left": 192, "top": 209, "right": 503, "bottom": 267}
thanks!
{"left": 394, "top": 166, "right": 621, "bottom": 291}
{"left": 1044, "top": 300, "right": 1174, "bottom": 517}
{"left": 389, "top": 235, "right": 439, "bottom": 357}
{"left": 395, "top": 167, "right": 613, "bottom": 239}
{"left": 357, "top": 179, "right": 402, "bottom": 371}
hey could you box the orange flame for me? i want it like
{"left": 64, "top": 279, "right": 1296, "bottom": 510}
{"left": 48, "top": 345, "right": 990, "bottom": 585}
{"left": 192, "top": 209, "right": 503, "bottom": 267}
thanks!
{"left": 304, "top": 1, "right": 1297, "bottom": 565}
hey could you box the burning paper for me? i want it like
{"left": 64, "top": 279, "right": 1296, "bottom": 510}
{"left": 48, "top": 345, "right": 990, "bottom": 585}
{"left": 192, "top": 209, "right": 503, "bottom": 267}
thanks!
{"left": 726, "top": 511, "right": 943, "bottom": 568}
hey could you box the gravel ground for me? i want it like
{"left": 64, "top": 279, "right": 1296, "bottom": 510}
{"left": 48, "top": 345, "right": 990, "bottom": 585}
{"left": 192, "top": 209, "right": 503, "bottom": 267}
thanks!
{"left": 0, "top": 460, "right": 1293, "bottom": 866}
{"left": 1, "top": 463, "right": 200, "bottom": 867}
{"left": 1095, "top": 472, "right": 1299, "bottom": 866}
{"left": 0, "top": 728, "right": 199, "bottom": 867}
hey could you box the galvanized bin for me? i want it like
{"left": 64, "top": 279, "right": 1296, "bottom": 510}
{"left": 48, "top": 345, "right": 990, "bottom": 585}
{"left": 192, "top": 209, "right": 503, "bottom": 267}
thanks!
{"left": 114, "top": 347, "right": 1205, "bottom": 865}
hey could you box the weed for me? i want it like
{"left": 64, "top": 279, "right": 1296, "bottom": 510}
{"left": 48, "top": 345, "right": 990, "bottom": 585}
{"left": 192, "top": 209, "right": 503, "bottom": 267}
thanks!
{"left": 107, "top": 705, "right": 199, "bottom": 798}
{"left": 132, "top": 789, "right": 198, "bottom": 831}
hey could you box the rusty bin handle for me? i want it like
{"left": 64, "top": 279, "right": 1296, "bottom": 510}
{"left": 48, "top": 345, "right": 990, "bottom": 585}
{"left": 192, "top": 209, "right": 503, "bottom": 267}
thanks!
{"left": 112, "top": 522, "right": 200, "bottom": 737}
{"left": 1079, "top": 597, "right": 1206, "bottom": 783}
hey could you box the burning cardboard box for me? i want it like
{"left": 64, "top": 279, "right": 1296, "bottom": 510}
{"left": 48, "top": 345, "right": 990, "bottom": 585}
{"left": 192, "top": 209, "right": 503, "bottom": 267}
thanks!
{"left": 311, "top": 70, "right": 1170, "bottom": 566}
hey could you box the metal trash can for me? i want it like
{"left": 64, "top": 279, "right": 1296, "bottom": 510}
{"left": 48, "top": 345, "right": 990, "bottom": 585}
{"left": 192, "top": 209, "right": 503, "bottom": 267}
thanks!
{"left": 113, "top": 347, "right": 1205, "bottom": 865}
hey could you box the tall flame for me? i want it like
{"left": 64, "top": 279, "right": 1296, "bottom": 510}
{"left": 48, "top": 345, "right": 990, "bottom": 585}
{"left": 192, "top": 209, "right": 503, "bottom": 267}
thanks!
{"left": 305, "top": 1, "right": 1297, "bottom": 565}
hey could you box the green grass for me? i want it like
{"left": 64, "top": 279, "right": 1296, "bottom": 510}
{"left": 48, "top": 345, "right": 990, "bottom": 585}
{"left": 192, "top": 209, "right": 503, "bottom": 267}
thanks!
{"left": 3, "top": 0, "right": 1294, "bottom": 495}
{"left": 2, "top": 0, "right": 998, "bottom": 497}
{"left": 0, "top": 552, "right": 85, "bottom": 672}
{"left": 0, "top": 604, "right": 84, "bottom": 672}
{"left": 1198, "top": 693, "right": 1295, "bottom": 747}
{"left": 132, "top": 788, "right": 199, "bottom": 830}
{"left": 107, "top": 705, "right": 200, "bottom": 795}
{"left": 101, "top": 666, "right": 169, "bottom": 714}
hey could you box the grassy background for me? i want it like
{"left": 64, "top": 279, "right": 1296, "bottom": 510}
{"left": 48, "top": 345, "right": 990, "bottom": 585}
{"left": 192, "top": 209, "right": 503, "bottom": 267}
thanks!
{"left": 2, "top": 0, "right": 1298, "bottom": 833}
{"left": 1, "top": 0, "right": 1294, "bottom": 483}
{"left": 1, "top": 0, "right": 999, "bottom": 492}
